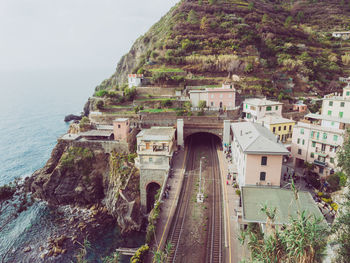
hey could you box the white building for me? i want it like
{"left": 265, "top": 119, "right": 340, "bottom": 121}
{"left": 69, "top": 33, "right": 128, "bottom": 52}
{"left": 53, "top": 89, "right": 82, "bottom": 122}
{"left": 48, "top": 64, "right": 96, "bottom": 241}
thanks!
{"left": 230, "top": 122, "right": 289, "bottom": 188}
{"left": 291, "top": 86, "right": 350, "bottom": 177}
{"left": 128, "top": 74, "right": 144, "bottom": 88}
{"left": 243, "top": 98, "right": 283, "bottom": 121}
{"left": 332, "top": 31, "right": 350, "bottom": 40}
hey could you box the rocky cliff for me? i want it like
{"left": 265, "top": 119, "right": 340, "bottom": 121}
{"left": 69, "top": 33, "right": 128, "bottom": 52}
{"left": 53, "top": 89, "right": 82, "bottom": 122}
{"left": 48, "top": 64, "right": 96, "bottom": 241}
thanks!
{"left": 27, "top": 141, "right": 141, "bottom": 234}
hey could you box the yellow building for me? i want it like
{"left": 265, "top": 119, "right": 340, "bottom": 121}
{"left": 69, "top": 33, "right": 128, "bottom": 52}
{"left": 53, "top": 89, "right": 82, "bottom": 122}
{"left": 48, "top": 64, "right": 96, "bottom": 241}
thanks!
{"left": 257, "top": 114, "right": 295, "bottom": 143}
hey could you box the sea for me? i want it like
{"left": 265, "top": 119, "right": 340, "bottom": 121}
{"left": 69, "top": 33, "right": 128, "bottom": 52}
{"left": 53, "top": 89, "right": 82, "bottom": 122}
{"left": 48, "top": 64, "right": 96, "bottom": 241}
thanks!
{"left": 0, "top": 69, "right": 143, "bottom": 262}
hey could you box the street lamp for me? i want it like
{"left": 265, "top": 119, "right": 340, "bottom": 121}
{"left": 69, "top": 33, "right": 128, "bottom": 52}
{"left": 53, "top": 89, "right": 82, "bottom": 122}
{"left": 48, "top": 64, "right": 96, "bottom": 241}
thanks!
{"left": 197, "top": 157, "right": 205, "bottom": 203}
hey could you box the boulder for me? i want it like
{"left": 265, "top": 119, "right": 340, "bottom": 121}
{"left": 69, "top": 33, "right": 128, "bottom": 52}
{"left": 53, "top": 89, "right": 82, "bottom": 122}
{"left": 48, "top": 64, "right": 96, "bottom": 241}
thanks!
{"left": 64, "top": 114, "right": 82, "bottom": 122}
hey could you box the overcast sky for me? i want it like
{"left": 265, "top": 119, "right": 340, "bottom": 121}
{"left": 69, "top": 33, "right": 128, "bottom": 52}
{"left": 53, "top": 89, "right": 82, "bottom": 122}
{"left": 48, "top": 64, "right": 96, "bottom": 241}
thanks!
{"left": 0, "top": 0, "right": 179, "bottom": 71}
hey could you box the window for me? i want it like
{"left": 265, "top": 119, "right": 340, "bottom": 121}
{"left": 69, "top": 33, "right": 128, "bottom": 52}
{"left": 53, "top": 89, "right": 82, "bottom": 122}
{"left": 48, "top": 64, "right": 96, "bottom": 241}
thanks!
{"left": 328, "top": 110, "right": 332, "bottom": 116}
{"left": 260, "top": 172, "right": 266, "bottom": 181}
{"left": 312, "top": 141, "right": 316, "bottom": 147}
{"left": 211, "top": 102, "right": 214, "bottom": 106}
{"left": 247, "top": 113, "right": 251, "bottom": 119}
{"left": 311, "top": 152, "right": 314, "bottom": 158}
{"left": 278, "top": 126, "right": 281, "bottom": 131}
{"left": 261, "top": 156, "right": 267, "bottom": 165}
{"left": 339, "top": 112, "right": 344, "bottom": 118}
{"left": 330, "top": 157, "right": 334, "bottom": 164}
{"left": 273, "top": 127, "right": 276, "bottom": 132}
{"left": 297, "top": 138, "right": 300, "bottom": 144}
{"left": 347, "top": 91, "right": 350, "bottom": 96}
{"left": 289, "top": 125, "right": 292, "bottom": 131}
{"left": 301, "top": 128, "right": 304, "bottom": 134}
{"left": 329, "top": 101, "right": 333, "bottom": 106}
{"left": 220, "top": 94, "right": 223, "bottom": 98}
{"left": 319, "top": 167, "right": 324, "bottom": 174}
{"left": 331, "top": 121, "right": 335, "bottom": 126}
{"left": 302, "top": 139, "right": 305, "bottom": 145}
{"left": 323, "top": 133, "right": 327, "bottom": 140}
{"left": 266, "top": 106, "right": 272, "bottom": 111}
{"left": 275, "top": 106, "right": 278, "bottom": 110}
{"left": 298, "top": 149, "right": 302, "bottom": 155}
{"left": 284, "top": 126, "right": 286, "bottom": 130}
{"left": 341, "top": 102, "right": 345, "bottom": 107}
{"left": 118, "top": 124, "right": 121, "bottom": 128}
{"left": 334, "top": 135, "right": 338, "bottom": 141}
{"left": 311, "top": 131, "right": 315, "bottom": 138}
{"left": 317, "top": 132, "right": 320, "bottom": 139}
{"left": 211, "top": 94, "right": 214, "bottom": 99}
{"left": 245, "top": 104, "right": 248, "bottom": 109}
{"left": 149, "top": 157, "right": 153, "bottom": 162}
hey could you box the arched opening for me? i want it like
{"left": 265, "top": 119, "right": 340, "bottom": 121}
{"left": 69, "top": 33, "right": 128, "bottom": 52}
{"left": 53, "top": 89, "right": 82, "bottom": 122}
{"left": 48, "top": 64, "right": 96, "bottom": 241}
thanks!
{"left": 146, "top": 182, "right": 161, "bottom": 213}
{"left": 185, "top": 132, "right": 221, "bottom": 145}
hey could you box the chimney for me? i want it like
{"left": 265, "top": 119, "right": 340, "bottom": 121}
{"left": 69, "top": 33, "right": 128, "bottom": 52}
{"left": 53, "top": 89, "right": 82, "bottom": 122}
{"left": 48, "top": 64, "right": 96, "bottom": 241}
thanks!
{"left": 240, "top": 130, "right": 243, "bottom": 136}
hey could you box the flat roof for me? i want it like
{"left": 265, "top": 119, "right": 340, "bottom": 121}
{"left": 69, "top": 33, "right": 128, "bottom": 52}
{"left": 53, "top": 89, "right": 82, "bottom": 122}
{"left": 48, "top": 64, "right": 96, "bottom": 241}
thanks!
{"left": 80, "top": 130, "right": 114, "bottom": 137}
{"left": 244, "top": 98, "right": 283, "bottom": 106}
{"left": 258, "top": 114, "right": 295, "bottom": 125}
{"left": 114, "top": 118, "right": 129, "bottom": 122}
{"left": 231, "top": 122, "right": 289, "bottom": 155}
{"left": 241, "top": 186, "right": 324, "bottom": 225}
{"left": 305, "top": 113, "right": 350, "bottom": 124}
{"left": 137, "top": 127, "right": 176, "bottom": 141}
{"left": 296, "top": 121, "right": 345, "bottom": 135}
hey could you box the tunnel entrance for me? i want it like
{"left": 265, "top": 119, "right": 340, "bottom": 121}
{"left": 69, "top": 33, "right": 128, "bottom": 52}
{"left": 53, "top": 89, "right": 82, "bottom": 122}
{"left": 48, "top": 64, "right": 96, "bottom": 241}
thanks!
{"left": 146, "top": 182, "right": 161, "bottom": 213}
{"left": 185, "top": 132, "right": 221, "bottom": 145}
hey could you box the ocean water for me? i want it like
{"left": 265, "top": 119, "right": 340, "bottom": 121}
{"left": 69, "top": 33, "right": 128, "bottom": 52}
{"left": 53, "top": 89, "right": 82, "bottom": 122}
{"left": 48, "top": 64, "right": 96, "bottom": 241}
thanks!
{"left": 0, "top": 69, "right": 144, "bottom": 262}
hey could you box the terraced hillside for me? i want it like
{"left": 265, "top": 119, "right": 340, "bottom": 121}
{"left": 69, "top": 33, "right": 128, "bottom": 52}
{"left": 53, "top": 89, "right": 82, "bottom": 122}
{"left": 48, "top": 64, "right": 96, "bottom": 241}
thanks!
{"left": 97, "top": 0, "right": 350, "bottom": 98}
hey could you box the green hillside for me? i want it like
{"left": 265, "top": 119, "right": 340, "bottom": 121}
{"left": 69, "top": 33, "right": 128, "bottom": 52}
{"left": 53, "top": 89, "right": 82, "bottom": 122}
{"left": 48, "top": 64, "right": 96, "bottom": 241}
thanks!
{"left": 97, "top": 0, "right": 350, "bottom": 98}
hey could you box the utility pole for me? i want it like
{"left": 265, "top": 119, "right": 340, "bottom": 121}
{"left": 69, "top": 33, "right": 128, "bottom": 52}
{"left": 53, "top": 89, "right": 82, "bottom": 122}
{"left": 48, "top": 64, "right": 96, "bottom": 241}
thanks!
{"left": 197, "top": 157, "right": 205, "bottom": 203}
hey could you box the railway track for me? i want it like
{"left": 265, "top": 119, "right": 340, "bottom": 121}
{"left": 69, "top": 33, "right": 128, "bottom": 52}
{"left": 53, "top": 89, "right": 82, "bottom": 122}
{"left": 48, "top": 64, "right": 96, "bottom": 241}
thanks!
{"left": 166, "top": 138, "right": 196, "bottom": 263}
{"left": 166, "top": 136, "right": 223, "bottom": 263}
{"left": 206, "top": 138, "right": 223, "bottom": 263}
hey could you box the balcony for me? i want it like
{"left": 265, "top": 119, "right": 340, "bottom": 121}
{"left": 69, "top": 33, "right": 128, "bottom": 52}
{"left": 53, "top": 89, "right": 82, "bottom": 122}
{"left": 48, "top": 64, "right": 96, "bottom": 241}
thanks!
{"left": 314, "top": 159, "right": 326, "bottom": 167}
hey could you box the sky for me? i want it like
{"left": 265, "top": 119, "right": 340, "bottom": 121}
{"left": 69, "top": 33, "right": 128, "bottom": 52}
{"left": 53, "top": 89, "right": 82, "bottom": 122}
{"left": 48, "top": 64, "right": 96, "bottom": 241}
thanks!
{"left": 0, "top": 0, "right": 179, "bottom": 71}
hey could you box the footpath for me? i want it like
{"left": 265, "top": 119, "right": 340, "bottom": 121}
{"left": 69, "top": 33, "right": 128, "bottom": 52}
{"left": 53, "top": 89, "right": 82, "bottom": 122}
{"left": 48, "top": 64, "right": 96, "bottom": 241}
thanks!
{"left": 148, "top": 147, "right": 187, "bottom": 260}
{"left": 216, "top": 147, "right": 245, "bottom": 263}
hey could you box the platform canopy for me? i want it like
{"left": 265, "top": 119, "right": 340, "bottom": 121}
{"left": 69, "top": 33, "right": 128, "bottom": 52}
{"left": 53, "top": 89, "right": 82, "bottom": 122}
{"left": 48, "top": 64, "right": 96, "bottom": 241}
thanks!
{"left": 241, "top": 186, "right": 324, "bottom": 225}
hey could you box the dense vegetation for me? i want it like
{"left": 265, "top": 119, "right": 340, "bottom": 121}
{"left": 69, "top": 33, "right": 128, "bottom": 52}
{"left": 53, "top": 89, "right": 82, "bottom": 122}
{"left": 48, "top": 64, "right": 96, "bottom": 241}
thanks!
{"left": 97, "top": 0, "right": 350, "bottom": 98}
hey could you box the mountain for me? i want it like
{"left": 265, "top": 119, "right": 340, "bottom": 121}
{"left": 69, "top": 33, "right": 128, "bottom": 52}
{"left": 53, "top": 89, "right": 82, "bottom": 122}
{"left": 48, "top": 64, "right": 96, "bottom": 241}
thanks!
{"left": 96, "top": 0, "right": 350, "bottom": 97}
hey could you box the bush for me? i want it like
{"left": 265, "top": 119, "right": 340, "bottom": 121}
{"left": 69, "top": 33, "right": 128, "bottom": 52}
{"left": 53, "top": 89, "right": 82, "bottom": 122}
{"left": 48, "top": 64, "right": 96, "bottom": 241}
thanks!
{"left": 235, "top": 189, "right": 241, "bottom": 196}
{"left": 306, "top": 172, "right": 321, "bottom": 189}
{"left": 130, "top": 244, "right": 149, "bottom": 263}
{"left": 95, "top": 90, "right": 108, "bottom": 97}
{"left": 161, "top": 99, "right": 173, "bottom": 108}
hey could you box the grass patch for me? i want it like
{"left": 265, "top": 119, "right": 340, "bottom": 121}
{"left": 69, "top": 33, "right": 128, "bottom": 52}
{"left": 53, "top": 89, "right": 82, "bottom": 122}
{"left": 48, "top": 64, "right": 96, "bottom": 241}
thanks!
{"left": 149, "top": 67, "right": 185, "bottom": 73}
{"left": 139, "top": 108, "right": 178, "bottom": 113}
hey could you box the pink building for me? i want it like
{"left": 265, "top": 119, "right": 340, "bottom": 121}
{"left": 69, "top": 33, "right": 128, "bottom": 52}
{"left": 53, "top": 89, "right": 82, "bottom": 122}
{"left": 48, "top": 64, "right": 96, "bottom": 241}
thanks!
{"left": 293, "top": 103, "right": 308, "bottom": 112}
{"left": 113, "top": 118, "right": 130, "bottom": 141}
{"left": 230, "top": 122, "right": 289, "bottom": 187}
{"left": 189, "top": 84, "right": 236, "bottom": 110}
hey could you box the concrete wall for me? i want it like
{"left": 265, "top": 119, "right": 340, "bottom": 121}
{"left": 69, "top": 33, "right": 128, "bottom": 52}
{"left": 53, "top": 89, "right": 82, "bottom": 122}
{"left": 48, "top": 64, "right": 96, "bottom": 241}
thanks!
{"left": 58, "top": 139, "right": 130, "bottom": 154}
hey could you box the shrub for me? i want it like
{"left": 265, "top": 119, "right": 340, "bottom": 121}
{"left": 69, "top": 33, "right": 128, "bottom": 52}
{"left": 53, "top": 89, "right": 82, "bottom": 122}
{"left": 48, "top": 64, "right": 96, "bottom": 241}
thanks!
{"left": 95, "top": 90, "right": 108, "bottom": 97}
{"left": 124, "top": 87, "right": 137, "bottom": 101}
{"left": 235, "top": 189, "right": 241, "bottom": 196}
{"left": 198, "top": 100, "right": 206, "bottom": 109}
{"left": 244, "top": 63, "right": 253, "bottom": 73}
{"left": 130, "top": 244, "right": 149, "bottom": 263}
{"left": 161, "top": 99, "right": 173, "bottom": 108}
{"left": 79, "top": 116, "right": 90, "bottom": 131}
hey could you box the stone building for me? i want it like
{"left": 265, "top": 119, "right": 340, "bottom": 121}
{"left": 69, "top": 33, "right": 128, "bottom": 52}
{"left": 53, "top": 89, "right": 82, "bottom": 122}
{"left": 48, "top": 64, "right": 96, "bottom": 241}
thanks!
{"left": 332, "top": 31, "right": 350, "bottom": 40}
{"left": 135, "top": 127, "right": 176, "bottom": 212}
{"left": 128, "top": 74, "right": 144, "bottom": 88}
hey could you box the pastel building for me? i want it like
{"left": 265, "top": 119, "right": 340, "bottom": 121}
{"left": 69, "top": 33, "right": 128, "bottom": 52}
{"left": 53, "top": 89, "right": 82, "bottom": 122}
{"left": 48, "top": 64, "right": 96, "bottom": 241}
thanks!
{"left": 293, "top": 101, "right": 308, "bottom": 113}
{"left": 113, "top": 118, "right": 130, "bottom": 141}
{"left": 189, "top": 84, "right": 236, "bottom": 110}
{"left": 128, "top": 74, "right": 144, "bottom": 88}
{"left": 243, "top": 98, "right": 283, "bottom": 121}
{"left": 257, "top": 114, "right": 295, "bottom": 143}
{"left": 230, "top": 122, "right": 289, "bottom": 188}
{"left": 291, "top": 86, "right": 350, "bottom": 177}
{"left": 135, "top": 127, "right": 176, "bottom": 212}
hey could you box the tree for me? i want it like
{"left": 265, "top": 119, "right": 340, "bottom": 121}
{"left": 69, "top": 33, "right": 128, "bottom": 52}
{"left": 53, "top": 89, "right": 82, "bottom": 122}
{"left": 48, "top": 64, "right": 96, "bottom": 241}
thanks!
{"left": 187, "top": 9, "right": 198, "bottom": 24}
{"left": 200, "top": 16, "right": 209, "bottom": 31}
{"left": 198, "top": 100, "right": 206, "bottom": 109}
{"left": 96, "top": 100, "right": 104, "bottom": 110}
{"left": 334, "top": 129, "right": 350, "bottom": 262}
{"left": 284, "top": 16, "right": 293, "bottom": 28}
{"left": 239, "top": 183, "right": 329, "bottom": 263}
